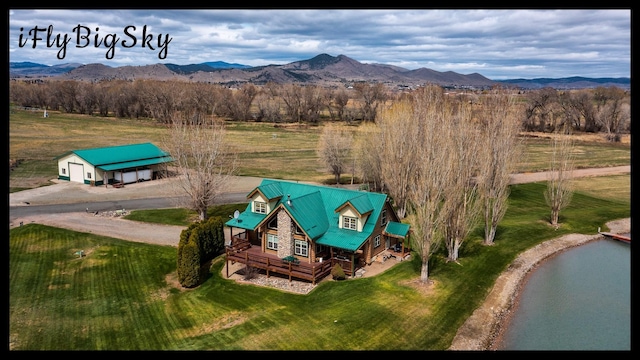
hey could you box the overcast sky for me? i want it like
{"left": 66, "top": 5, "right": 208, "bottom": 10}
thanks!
{"left": 8, "top": 8, "right": 631, "bottom": 80}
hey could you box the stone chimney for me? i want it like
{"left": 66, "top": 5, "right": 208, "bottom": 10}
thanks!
{"left": 277, "top": 209, "right": 294, "bottom": 258}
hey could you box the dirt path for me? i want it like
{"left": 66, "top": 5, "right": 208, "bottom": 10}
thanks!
{"left": 508, "top": 165, "right": 630, "bottom": 184}
{"left": 13, "top": 211, "right": 186, "bottom": 247}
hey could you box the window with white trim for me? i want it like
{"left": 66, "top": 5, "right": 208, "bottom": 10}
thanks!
{"left": 87, "top": 172, "right": 92, "bottom": 179}
{"left": 62, "top": 168, "right": 66, "bottom": 175}
{"left": 254, "top": 201, "right": 267, "bottom": 214}
{"left": 267, "top": 233, "right": 278, "bottom": 250}
{"left": 381, "top": 209, "right": 388, "bottom": 226}
{"left": 294, "top": 239, "right": 308, "bottom": 257}
{"left": 343, "top": 216, "right": 357, "bottom": 230}
{"left": 374, "top": 234, "right": 381, "bottom": 248}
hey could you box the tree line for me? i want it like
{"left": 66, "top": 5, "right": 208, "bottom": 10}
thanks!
{"left": 10, "top": 79, "right": 629, "bottom": 140}
{"left": 9, "top": 79, "right": 388, "bottom": 123}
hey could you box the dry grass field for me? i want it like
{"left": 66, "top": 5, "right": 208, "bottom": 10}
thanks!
{"left": 9, "top": 108, "right": 630, "bottom": 191}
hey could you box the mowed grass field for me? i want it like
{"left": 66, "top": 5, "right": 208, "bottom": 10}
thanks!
{"left": 9, "top": 178, "right": 630, "bottom": 350}
{"left": 10, "top": 107, "right": 631, "bottom": 350}
{"left": 9, "top": 108, "right": 631, "bottom": 191}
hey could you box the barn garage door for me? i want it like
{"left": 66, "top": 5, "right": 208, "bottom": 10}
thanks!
{"left": 69, "top": 163, "right": 84, "bottom": 183}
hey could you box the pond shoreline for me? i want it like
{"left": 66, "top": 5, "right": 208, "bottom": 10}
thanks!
{"left": 448, "top": 218, "right": 630, "bottom": 351}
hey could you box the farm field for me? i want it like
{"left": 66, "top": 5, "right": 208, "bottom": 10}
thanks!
{"left": 9, "top": 109, "right": 631, "bottom": 192}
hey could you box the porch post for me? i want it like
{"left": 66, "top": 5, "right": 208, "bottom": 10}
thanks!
{"left": 350, "top": 253, "right": 355, "bottom": 278}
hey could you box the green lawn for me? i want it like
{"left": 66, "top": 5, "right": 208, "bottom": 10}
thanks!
{"left": 9, "top": 179, "right": 630, "bottom": 350}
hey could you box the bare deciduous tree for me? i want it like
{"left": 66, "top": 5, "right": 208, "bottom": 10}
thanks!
{"left": 442, "top": 101, "right": 482, "bottom": 262}
{"left": 325, "top": 88, "right": 350, "bottom": 122}
{"left": 594, "top": 86, "right": 629, "bottom": 142}
{"left": 353, "top": 82, "right": 387, "bottom": 121}
{"left": 407, "top": 85, "right": 452, "bottom": 284}
{"left": 317, "top": 123, "right": 353, "bottom": 184}
{"left": 476, "top": 89, "right": 523, "bottom": 245}
{"left": 301, "top": 85, "right": 323, "bottom": 123}
{"left": 544, "top": 127, "right": 575, "bottom": 228}
{"left": 279, "top": 84, "right": 304, "bottom": 123}
{"left": 353, "top": 122, "right": 383, "bottom": 191}
{"left": 163, "top": 115, "right": 236, "bottom": 221}
{"left": 254, "top": 88, "right": 283, "bottom": 122}
{"left": 376, "top": 99, "right": 418, "bottom": 219}
{"left": 523, "top": 87, "right": 558, "bottom": 132}
{"left": 570, "top": 90, "right": 600, "bottom": 133}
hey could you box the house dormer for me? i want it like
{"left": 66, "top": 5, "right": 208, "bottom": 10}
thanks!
{"left": 247, "top": 182, "right": 283, "bottom": 214}
{"left": 335, "top": 194, "right": 374, "bottom": 232}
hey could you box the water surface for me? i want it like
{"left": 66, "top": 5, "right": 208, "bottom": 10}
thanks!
{"left": 497, "top": 238, "right": 630, "bottom": 350}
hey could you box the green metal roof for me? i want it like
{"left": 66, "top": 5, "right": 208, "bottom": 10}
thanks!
{"left": 56, "top": 142, "right": 173, "bottom": 169}
{"left": 282, "top": 191, "right": 329, "bottom": 240}
{"left": 98, "top": 156, "right": 173, "bottom": 171}
{"left": 248, "top": 182, "right": 284, "bottom": 201}
{"left": 226, "top": 203, "right": 266, "bottom": 230}
{"left": 384, "top": 221, "right": 410, "bottom": 239}
{"left": 226, "top": 179, "right": 396, "bottom": 252}
{"left": 336, "top": 193, "right": 374, "bottom": 216}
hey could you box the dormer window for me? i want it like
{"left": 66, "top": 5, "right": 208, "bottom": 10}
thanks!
{"left": 343, "top": 216, "right": 357, "bottom": 231}
{"left": 254, "top": 201, "right": 267, "bottom": 214}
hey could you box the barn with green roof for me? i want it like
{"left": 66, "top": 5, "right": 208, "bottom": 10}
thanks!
{"left": 225, "top": 178, "right": 411, "bottom": 281}
{"left": 55, "top": 142, "right": 173, "bottom": 186}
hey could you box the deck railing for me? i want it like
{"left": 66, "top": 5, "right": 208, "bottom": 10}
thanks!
{"left": 225, "top": 238, "right": 335, "bottom": 285}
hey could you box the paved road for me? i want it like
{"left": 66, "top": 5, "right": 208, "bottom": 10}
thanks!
{"left": 9, "top": 192, "right": 251, "bottom": 223}
{"left": 8, "top": 167, "right": 630, "bottom": 246}
{"left": 9, "top": 176, "right": 262, "bottom": 220}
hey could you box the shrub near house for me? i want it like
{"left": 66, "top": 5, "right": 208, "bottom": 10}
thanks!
{"left": 177, "top": 216, "right": 226, "bottom": 288}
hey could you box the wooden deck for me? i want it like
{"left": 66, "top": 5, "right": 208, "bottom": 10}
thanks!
{"left": 600, "top": 232, "right": 631, "bottom": 243}
{"left": 225, "top": 235, "right": 411, "bottom": 285}
{"left": 225, "top": 239, "right": 334, "bottom": 285}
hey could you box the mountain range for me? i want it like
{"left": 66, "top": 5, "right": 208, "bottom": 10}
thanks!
{"left": 9, "top": 53, "right": 630, "bottom": 90}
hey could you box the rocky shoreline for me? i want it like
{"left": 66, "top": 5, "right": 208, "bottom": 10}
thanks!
{"left": 448, "top": 218, "right": 630, "bottom": 351}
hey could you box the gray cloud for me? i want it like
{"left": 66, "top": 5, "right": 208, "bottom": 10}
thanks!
{"left": 8, "top": 8, "right": 630, "bottom": 80}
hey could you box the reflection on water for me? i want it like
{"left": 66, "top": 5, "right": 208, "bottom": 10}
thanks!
{"left": 497, "top": 238, "right": 630, "bottom": 350}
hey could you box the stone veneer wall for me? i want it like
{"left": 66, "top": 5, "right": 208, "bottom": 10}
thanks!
{"left": 277, "top": 210, "right": 294, "bottom": 258}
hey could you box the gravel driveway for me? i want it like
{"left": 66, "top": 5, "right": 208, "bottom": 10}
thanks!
{"left": 9, "top": 175, "right": 263, "bottom": 246}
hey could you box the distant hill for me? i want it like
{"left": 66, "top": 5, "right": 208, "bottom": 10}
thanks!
{"left": 165, "top": 61, "right": 251, "bottom": 75}
{"left": 9, "top": 56, "right": 630, "bottom": 90}
{"left": 496, "top": 76, "right": 630, "bottom": 90}
{"left": 202, "top": 61, "right": 252, "bottom": 69}
{"left": 9, "top": 62, "right": 84, "bottom": 77}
